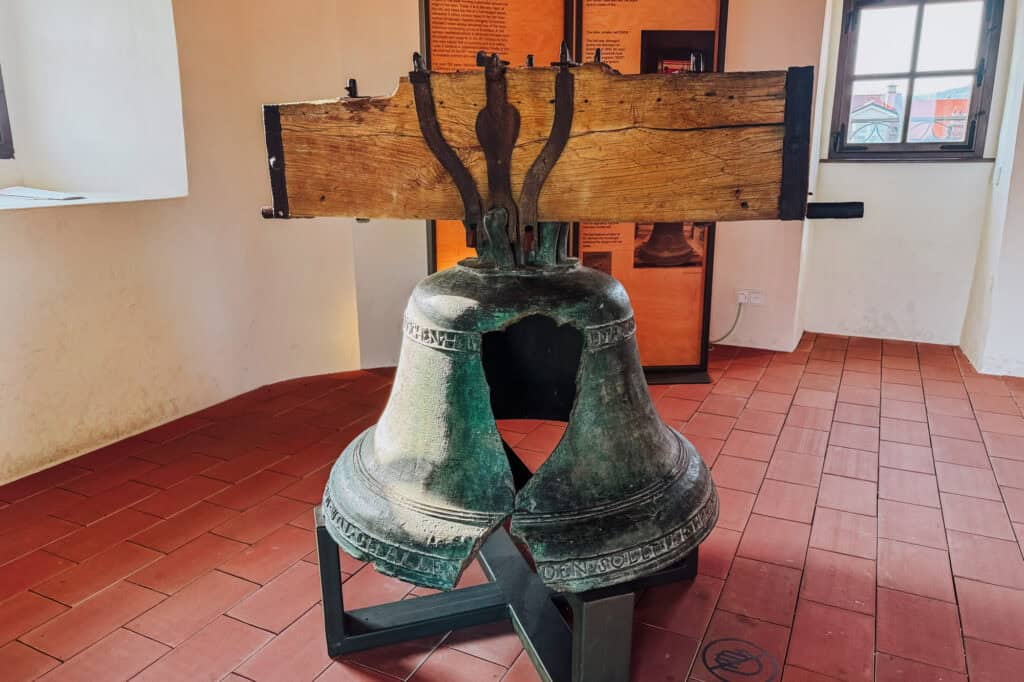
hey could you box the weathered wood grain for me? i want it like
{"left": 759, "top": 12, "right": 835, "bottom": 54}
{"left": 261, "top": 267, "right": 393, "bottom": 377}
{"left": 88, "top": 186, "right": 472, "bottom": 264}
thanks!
{"left": 270, "top": 64, "right": 794, "bottom": 223}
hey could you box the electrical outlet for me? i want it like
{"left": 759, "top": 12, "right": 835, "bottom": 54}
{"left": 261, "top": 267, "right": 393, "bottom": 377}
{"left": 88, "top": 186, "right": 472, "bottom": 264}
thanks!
{"left": 735, "top": 288, "right": 765, "bottom": 305}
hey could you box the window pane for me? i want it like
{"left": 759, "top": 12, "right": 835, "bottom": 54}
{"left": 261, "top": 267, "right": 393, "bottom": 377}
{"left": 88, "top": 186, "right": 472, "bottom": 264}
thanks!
{"left": 907, "top": 75, "right": 973, "bottom": 142}
{"left": 917, "top": 1, "right": 984, "bottom": 72}
{"left": 854, "top": 5, "right": 919, "bottom": 75}
{"left": 848, "top": 79, "right": 908, "bottom": 143}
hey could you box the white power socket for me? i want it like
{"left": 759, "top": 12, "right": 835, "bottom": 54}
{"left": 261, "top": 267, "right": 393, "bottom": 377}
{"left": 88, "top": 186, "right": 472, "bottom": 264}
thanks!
{"left": 735, "top": 288, "right": 765, "bottom": 305}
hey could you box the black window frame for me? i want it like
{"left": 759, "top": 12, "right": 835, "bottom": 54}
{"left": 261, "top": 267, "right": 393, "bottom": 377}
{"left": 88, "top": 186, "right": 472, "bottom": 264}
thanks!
{"left": 0, "top": 64, "right": 12, "bottom": 160}
{"left": 829, "top": 0, "right": 1004, "bottom": 161}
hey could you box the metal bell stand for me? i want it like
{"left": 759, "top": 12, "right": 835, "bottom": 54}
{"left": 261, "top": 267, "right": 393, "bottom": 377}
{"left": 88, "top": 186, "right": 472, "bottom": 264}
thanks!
{"left": 314, "top": 506, "right": 698, "bottom": 682}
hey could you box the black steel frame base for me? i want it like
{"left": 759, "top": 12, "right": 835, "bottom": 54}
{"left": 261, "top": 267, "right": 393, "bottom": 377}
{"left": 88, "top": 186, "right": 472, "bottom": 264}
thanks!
{"left": 315, "top": 506, "right": 698, "bottom": 682}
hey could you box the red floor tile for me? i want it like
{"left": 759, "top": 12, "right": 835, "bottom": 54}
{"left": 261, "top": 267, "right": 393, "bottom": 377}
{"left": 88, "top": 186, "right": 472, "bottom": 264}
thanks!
{"left": 874, "top": 653, "right": 967, "bottom": 682}
{"left": 876, "top": 538, "right": 955, "bottom": 602}
{"left": 0, "top": 641, "right": 60, "bottom": 680}
{"left": 690, "top": 610, "right": 790, "bottom": 682}
{"left": 218, "top": 524, "right": 313, "bottom": 585}
{"left": 1003, "top": 486, "right": 1024, "bottom": 523}
{"left": 235, "top": 605, "right": 336, "bottom": 681}
{"left": 830, "top": 422, "right": 880, "bottom": 452}
{"left": 800, "top": 548, "right": 875, "bottom": 615}
{"left": 316, "top": 663, "right": 396, "bottom": 681}
{"left": 838, "top": 385, "right": 882, "bottom": 407}
{"left": 810, "top": 507, "right": 876, "bottom": 559}
{"left": 752, "top": 479, "right": 817, "bottom": 523}
{"left": 21, "top": 580, "right": 165, "bottom": 661}
{"left": 824, "top": 445, "right": 878, "bottom": 482}
{"left": 878, "top": 499, "right": 947, "bottom": 550}
{"left": 0, "top": 591, "right": 67, "bottom": 645}
{"left": 923, "top": 379, "right": 968, "bottom": 400}
{"left": 777, "top": 426, "right": 829, "bottom": 457}
{"left": 785, "top": 405, "right": 834, "bottom": 432}
{"left": 698, "top": 526, "right": 741, "bottom": 579}
{"left": 930, "top": 436, "right": 989, "bottom": 468}
{"left": 46, "top": 509, "right": 160, "bottom": 562}
{"left": 206, "top": 470, "right": 299, "bottom": 511}
{"left": 714, "top": 487, "right": 755, "bottom": 531}
{"left": 201, "top": 448, "right": 288, "bottom": 483}
{"left": 929, "top": 414, "right": 983, "bottom": 442}
{"left": 136, "top": 531, "right": 245, "bottom": 594}
{"left": 0, "top": 464, "right": 89, "bottom": 504}
{"left": 40, "top": 628, "right": 169, "bottom": 681}
{"left": 964, "top": 637, "right": 1024, "bottom": 682}
{"left": 926, "top": 395, "right": 975, "bottom": 419}
{"left": 934, "top": 461, "right": 1001, "bottom": 499}
{"left": 983, "top": 431, "right": 1024, "bottom": 461}
{"left": 51, "top": 480, "right": 159, "bottom": 526}
{"left": 445, "top": 620, "right": 523, "bottom": 668}
{"left": 718, "top": 556, "right": 801, "bottom": 625}
{"left": 876, "top": 588, "right": 964, "bottom": 672}
{"left": 940, "top": 493, "right": 1015, "bottom": 540}
{"left": 628, "top": 624, "right": 699, "bottom": 682}
{"left": 712, "top": 456, "right": 768, "bottom": 493}
{"left": 335, "top": 564, "right": 414, "bottom": 611}
{"left": 132, "top": 615, "right": 273, "bottom": 682}
{"left": 970, "top": 393, "right": 1022, "bottom": 416}
{"left": 635, "top": 574, "right": 723, "bottom": 639}
{"left": 818, "top": 474, "right": 877, "bottom": 516}
{"left": 0, "top": 515, "right": 80, "bottom": 565}
{"left": 35, "top": 541, "right": 161, "bottom": 605}
{"left": 878, "top": 441, "right": 934, "bottom": 474}
{"left": 747, "top": 390, "right": 793, "bottom": 414}
{"left": 956, "top": 577, "right": 1024, "bottom": 649}
{"left": 713, "top": 377, "right": 758, "bottom": 398}
{"left": 228, "top": 560, "right": 321, "bottom": 633}
{"left": 766, "top": 450, "right": 824, "bottom": 487}
{"left": 947, "top": 530, "right": 1024, "bottom": 589}
{"left": 127, "top": 569, "right": 256, "bottom": 646}
{"left": 0, "top": 550, "right": 76, "bottom": 602}
{"left": 787, "top": 600, "right": 873, "bottom": 682}
{"left": 882, "top": 383, "right": 925, "bottom": 403}
{"left": 991, "top": 457, "right": 1024, "bottom": 488}
{"left": 410, "top": 644, "right": 505, "bottom": 681}
{"left": 212, "top": 494, "right": 310, "bottom": 543}
{"left": 834, "top": 402, "right": 880, "bottom": 427}
{"left": 131, "top": 475, "right": 228, "bottom": 518}
{"left": 130, "top": 501, "right": 238, "bottom": 553}
{"left": 881, "top": 398, "right": 927, "bottom": 422}
{"left": 700, "top": 394, "right": 747, "bottom": 418}
{"left": 658, "top": 396, "right": 701, "bottom": 422}
{"left": 683, "top": 413, "right": 736, "bottom": 440}
{"left": 802, "top": 373, "right": 841, "bottom": 392}
{"left": 737, "top": 514, "right": 810, "bottom": 568}
{"left": 878, "top": 467, "right": 939, "bottom": 508}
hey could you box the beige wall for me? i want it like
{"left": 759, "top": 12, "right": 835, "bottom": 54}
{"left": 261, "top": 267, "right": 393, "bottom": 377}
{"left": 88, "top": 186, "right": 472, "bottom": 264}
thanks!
{"left": 712, "top": 0, "right": 829, "bottom": 351}
{"left": 0, "top": 0, "right": 433, "bottom": 484}
{"left": 802, "top": 0, "right": 1020, "bottom": 347}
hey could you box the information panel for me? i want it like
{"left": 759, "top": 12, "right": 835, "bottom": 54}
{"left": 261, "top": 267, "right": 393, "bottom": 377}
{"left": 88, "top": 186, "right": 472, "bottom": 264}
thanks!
{"left": 576, "top": 0, "right": 721, "bottom": 371}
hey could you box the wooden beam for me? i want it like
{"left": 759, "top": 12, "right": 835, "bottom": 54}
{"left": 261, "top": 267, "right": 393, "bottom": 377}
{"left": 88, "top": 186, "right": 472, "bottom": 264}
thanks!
{"left": 265, "top": 64, "right": 810, "bottom": 223}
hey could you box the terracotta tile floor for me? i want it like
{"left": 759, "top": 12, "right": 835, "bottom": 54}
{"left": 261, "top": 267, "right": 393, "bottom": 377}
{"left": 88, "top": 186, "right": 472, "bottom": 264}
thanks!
{"left": 2, "top": 334, "right": 1024, "bottom": 680}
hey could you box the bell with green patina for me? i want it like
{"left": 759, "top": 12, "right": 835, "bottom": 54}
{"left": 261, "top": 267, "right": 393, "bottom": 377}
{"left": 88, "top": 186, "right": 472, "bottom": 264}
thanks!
{"left": 322, "top": 213, "right": 718, "bottom": 594}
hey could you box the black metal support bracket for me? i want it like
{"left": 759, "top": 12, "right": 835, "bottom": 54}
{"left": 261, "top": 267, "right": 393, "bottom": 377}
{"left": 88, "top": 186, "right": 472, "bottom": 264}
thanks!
{"left": 315, "top": 506, "right": 698, "bottom": 682}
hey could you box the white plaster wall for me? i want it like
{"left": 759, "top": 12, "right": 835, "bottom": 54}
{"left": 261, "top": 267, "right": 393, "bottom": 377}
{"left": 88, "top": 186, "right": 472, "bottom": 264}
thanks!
{"left": 2, "top": 1, "right": 187, "bottom": 198}
{"left": 962, "top": 2, "right": 1024, "bottom": 367}
{"left": 329, "top": 2, "right": 429, "bottom": 370}
{"left": 712, "top": 0, "right": 828, "bottom": 350}
{"left": 0, "top": 0, "right": 381, "bottom": 484}
{"left": 802, "top": 0, "right": 1017, "bottom": 344}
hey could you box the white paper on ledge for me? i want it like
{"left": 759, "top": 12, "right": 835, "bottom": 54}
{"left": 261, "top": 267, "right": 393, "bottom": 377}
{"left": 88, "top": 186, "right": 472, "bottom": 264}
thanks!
{"left": 0, "top": 186, "right": 86, "bottom": 201}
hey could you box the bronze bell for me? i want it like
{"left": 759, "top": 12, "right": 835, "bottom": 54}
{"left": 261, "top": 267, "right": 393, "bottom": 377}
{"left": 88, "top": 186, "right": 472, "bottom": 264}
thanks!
{"left": 321, "top": 51, "right": 718, "bottom": 594}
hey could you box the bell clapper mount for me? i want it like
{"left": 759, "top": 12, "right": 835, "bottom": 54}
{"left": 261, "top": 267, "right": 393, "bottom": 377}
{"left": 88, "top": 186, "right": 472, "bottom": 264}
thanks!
{"left": 411, "top": 43, "right": 579, "bottom": 272}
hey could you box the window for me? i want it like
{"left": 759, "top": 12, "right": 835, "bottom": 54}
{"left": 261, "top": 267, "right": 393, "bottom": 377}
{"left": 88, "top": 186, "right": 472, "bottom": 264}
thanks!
{"left": 830, "top": 0, "right": 1003, "bottom": 160}
{"left": 0, "top": 65, "right": 12, "bottom": 160}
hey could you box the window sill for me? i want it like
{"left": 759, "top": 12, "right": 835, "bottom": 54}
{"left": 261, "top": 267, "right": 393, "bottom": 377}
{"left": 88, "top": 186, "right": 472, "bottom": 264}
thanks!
{"left": 819, "top": 157, "right": 996, "bottom": 164}
{"left": 0, "top": 188, "right": 186, "bottom": 211}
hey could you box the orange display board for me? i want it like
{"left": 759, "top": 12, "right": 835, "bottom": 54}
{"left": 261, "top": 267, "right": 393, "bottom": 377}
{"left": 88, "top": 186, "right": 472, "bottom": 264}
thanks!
{"left": 579, "top": 0, "right": 720, "bottom": 72}
{"left": 427, "top": 0, "right": 566, "bottom": 72}
{"left": 576, "top": 0, "right": 721, "bottom": 369}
